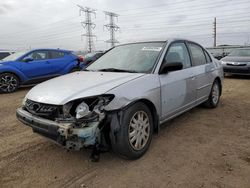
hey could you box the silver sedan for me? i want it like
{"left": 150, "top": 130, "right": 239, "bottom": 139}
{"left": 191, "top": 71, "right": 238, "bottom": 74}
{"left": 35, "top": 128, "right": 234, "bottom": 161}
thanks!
{"left": 221, "top": 48, "right": 250, "bottom": 75}
{"left": 16, "top": 39, "right": 223, "bottom": 160}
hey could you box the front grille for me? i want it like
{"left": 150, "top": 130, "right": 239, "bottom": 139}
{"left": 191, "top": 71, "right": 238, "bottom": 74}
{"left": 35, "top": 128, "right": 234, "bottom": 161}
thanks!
{"left": 224, "top": 67, "right": 250, "bottom": 74}
{"left": 25, "top": 99, "right": 60, "bottom": 120}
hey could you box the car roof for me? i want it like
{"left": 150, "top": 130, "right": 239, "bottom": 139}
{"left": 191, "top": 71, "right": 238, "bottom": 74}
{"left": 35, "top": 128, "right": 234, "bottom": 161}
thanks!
{"left": 30, "top": 48, "right": 72, "bottom": 53}
{"left": 115, "top": 38, "right": 200, "bottom": 47}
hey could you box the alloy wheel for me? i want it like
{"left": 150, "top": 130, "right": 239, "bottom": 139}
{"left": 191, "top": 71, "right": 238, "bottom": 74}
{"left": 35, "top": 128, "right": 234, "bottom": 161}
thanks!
{"left": 0, "top": 75, "right": 18, "bottom": 93}
{"left": 212, "top": 83, "right": 219, "bottom": 104}
{"left": 128, "top": 111, "right": 150, "bottom": 151}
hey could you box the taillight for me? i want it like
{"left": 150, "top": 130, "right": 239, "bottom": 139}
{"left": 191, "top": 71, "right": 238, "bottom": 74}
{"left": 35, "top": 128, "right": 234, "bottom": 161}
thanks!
{"left": 78, "top": 56, "right": 84, "bottom": 62}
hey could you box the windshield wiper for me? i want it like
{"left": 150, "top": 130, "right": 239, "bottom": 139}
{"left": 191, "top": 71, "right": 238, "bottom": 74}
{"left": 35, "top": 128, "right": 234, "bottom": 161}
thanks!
{"left": 96, "top": 68, "right": 138, "bottom": 73}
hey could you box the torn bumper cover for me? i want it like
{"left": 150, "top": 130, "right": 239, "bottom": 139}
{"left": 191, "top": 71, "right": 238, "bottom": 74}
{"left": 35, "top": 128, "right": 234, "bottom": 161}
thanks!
{"left": 16, "top": 107, "right": 101, "bottom": 150}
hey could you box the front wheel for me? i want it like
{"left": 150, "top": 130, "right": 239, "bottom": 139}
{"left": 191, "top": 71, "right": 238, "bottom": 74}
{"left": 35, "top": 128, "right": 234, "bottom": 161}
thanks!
{"left": 204, "top": 80, "right": 221, "bottom": 108}
{"left": 0, "top": 73, "right": 20, "bottom": 93}
{"left": 110, "top": 102, "right": 153, "bottom": 159}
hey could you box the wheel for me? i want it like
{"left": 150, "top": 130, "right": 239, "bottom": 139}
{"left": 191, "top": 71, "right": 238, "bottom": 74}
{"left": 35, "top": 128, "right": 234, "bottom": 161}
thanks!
{"left": 0, "top": 73, "right": 20, "bottom": 93}
{"left": 110, "top": 102, "right": 153, "bottom": 159}
{"left": 204, "top": 80, "right": 221, "bottom": 108}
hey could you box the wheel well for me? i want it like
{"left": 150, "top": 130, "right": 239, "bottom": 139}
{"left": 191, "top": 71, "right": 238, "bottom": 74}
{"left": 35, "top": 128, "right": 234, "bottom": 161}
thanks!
{"left": 214, "top": 77, "right": 222, "bottom": 95}
{"left": 0, "top": 72, "right": 21, "bottom": 83}
{"left": 135, "top": 99, "right": 159, "bottom": 133}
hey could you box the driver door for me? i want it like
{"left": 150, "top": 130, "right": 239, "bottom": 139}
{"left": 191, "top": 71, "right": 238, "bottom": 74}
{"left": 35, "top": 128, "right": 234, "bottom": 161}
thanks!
{"left": 159, "top": 42, "right": 197, "bottom": 121}
{"left": 20, "top": 50, "right": 53, "bottom": 78}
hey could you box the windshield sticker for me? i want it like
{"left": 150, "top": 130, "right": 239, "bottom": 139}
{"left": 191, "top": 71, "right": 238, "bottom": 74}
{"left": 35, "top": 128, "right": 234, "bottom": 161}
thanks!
{"left": 141, "top": 47, "right": 162, "bottom": 52}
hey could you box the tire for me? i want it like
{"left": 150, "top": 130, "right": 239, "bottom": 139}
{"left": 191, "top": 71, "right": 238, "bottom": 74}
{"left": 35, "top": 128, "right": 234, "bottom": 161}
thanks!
{"left": 0, "top": 73, "right": 20, "bottom": 93}
{"left": 110, "top": 102, "right": 153, "bottom": 159}
{"left": 203, "top": 80, "right": 221, "bottom": 108}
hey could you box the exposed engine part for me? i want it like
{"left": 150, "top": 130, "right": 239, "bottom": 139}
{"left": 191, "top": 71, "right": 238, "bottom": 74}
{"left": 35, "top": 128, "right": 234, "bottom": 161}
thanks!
{"left": 57, "top": 98, "right": 107, "bottom": 151}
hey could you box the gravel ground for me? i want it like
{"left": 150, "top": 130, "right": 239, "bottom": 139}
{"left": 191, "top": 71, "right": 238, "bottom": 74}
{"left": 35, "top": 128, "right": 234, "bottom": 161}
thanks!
{"left": 0, "top": 76, "right": 250, "bottom": 188}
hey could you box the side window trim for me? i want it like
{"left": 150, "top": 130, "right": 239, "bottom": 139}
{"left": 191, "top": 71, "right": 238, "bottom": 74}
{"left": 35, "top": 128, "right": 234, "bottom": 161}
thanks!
{"left": 170, "top": 41, "right": 192, "bottom": 69}
{"left": 21, "top": 51, "right": 33, "bottom": 62}
{"left": 187, "top": 42, "right": 207, "bottom": 66}
{"left": 159, "top": 40, "right": 192, "bottom": 72}
{"left": 49, "top": 50, "right": 65, "bottom": 59}
{"left": 204, "top": 50, "right": 212, "bottom": 63}
{"left": 184, "top": 41, "right": 194, "bottom": 67}
{"left": 34, "top": 50, "right": 49, "bottom": 61}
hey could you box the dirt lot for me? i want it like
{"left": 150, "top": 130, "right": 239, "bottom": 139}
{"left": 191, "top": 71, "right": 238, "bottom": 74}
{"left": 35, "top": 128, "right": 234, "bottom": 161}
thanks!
{"left": 0, "top": 76, "right": 250, "bottom": 188}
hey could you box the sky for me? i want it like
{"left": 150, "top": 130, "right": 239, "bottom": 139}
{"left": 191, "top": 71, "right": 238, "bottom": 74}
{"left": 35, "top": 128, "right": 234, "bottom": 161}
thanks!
{"left": 0, "top": 0, "right": 250, "bottom": 51}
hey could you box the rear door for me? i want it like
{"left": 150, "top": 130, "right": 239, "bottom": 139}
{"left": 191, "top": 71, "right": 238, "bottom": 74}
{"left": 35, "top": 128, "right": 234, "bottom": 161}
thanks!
{"left": 48, "top": 50, "right": 73, "bottom": 74}
{"left": 187, "top": 42, "right": 214, "bottom": 104}
{"left": 159, "top": 42, "right": 197, "bottom": 120}
{"left": 20, "top": 50, "right": 53, "bottom": 78}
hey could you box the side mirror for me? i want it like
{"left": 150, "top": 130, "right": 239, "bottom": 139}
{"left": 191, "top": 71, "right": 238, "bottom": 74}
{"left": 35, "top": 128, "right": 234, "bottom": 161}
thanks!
{"left": 159, "top": 61, "right": 183, "bottom": 74}
{"left": 23, "top": 57, "right": 34, "bottom": 62}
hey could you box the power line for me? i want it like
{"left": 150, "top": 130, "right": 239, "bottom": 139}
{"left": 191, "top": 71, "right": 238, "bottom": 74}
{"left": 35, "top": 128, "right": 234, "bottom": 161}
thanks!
{"left": 119, "top": 0, "right": 250, "bottom": 17}
{"left": 78, "top": 5, "right": 97, "bottom": 52}
{"left": 104, "top": 11, "right": 120, "bottom": 48}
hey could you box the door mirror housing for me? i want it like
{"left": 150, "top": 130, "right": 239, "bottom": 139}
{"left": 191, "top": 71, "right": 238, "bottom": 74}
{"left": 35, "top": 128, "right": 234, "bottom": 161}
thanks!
{"left": 159, "top": 61, "right": 183, "bottom": 74}
{"left": 23, "top": 57, "right": 34, "bottom": 62}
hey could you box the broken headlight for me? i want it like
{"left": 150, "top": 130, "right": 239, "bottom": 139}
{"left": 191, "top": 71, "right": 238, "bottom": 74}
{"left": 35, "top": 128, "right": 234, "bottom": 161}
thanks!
{"left": 63, "top": 94, "right": 114, "bottom": 120}
{"left": 75, "top": 101, "right": 90, "bottom": 119}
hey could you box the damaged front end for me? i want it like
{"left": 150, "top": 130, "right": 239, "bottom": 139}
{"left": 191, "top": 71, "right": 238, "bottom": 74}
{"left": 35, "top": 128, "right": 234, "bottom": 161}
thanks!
{"left": 16, "top": 95, "right": 114, "bottom": 151}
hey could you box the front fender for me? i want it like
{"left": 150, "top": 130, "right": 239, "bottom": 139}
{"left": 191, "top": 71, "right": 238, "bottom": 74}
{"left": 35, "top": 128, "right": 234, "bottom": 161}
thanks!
{"left": 0, "top": 65, "right": 27, "bottom": 82}
{"left": 104, "top": 74, "right": 161, "bottom": 117}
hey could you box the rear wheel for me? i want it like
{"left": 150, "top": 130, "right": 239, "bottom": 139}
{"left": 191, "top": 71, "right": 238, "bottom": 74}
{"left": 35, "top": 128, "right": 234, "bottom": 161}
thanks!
{"left": 0, "top": 73, "right": 20, "bottom": 93}
{"left": 110, "top": 102, "right": 153, "bottom": 159}
{"left": 204, "top": 80, "right": 221, "bottom": 108}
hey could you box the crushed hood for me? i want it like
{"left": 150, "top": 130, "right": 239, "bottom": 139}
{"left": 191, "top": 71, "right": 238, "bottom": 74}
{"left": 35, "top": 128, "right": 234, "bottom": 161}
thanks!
{"left": 26, "top": 71, "right": 145, "bottom": 105}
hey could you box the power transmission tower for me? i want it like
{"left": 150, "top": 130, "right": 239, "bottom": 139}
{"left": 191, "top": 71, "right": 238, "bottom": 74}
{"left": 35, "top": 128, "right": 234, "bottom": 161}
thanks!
{"left": 78, "top": 5, "right": 96, "bottom": 52}
{"left": 104, "top": 11, "right": 120, "bottom": 48}
{"left": 213, "top": 17, "right": 217, "bottom": 47}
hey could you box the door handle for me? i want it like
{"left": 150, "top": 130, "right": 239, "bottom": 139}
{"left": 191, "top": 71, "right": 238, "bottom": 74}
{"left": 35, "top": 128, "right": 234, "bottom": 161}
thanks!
{"left": 191, "top": 76, "right": 196, "bottom": 80}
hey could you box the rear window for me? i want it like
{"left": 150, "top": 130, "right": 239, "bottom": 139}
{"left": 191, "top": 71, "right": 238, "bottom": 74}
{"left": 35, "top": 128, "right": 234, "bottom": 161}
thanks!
{"left": 50, "top": 51, "right": 65, "bottom": 59}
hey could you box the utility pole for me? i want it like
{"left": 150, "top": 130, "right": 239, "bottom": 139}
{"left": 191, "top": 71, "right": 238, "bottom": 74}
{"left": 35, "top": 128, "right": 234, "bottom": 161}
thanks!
{"left": 104, "top": 11, "right": 120, "bottom": 48}
{"left": 213, "top": 17, "right": 217, "bottom": 47}
{"left": 78, "top": 5, "right": 96, "bottom": 52}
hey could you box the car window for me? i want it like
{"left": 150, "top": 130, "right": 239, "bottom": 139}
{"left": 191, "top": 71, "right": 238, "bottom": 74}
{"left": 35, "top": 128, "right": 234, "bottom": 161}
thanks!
{"left": 228, "top": 49, "right": 250, "bottom": 56}
{"left": 204, "top": 50, "right": 212, "bottom": 63}
{"left": 96, "top": 53, "right": 103, "bottom": 58}
{"left": 50, "top": 51, "right": 65, "bottom": 59}
{"left": 164, "top": 42, "right": 191, "bottom": 69}
{"left": 24, "top": 51, "right": 49, "bottom": 61}
{"left": 188, "top": 43, "right": 207, "bottom": 66}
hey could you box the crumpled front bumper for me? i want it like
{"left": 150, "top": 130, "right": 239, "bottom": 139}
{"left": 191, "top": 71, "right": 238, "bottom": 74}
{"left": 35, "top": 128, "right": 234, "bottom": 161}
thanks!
{"left": 16, "top": 108, "right": 100, "bottom": 149}
{"left": 16, "top": 107, "right": 67, "bottom": 142}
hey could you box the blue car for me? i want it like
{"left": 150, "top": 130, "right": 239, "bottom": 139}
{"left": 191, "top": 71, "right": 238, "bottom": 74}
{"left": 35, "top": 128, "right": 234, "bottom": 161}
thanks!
{"left": 0, "top": 49, "right": 84, "bottom": 93}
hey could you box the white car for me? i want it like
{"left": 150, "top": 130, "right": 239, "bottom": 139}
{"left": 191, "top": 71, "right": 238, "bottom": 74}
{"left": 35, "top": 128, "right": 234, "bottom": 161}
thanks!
{"left": 17, "top": 39, "right": 223, "bottom": 160}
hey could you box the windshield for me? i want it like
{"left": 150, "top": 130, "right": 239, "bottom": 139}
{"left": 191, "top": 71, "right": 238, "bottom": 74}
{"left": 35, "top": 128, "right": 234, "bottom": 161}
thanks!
{"left": 228, "top": 49, "right": 250, "bottom": 57}
{"left": 1, "top": 51, "right": 28, "bottom": 61}
{"left": 87, "top": 42, "right": 164, "bottom": 73}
